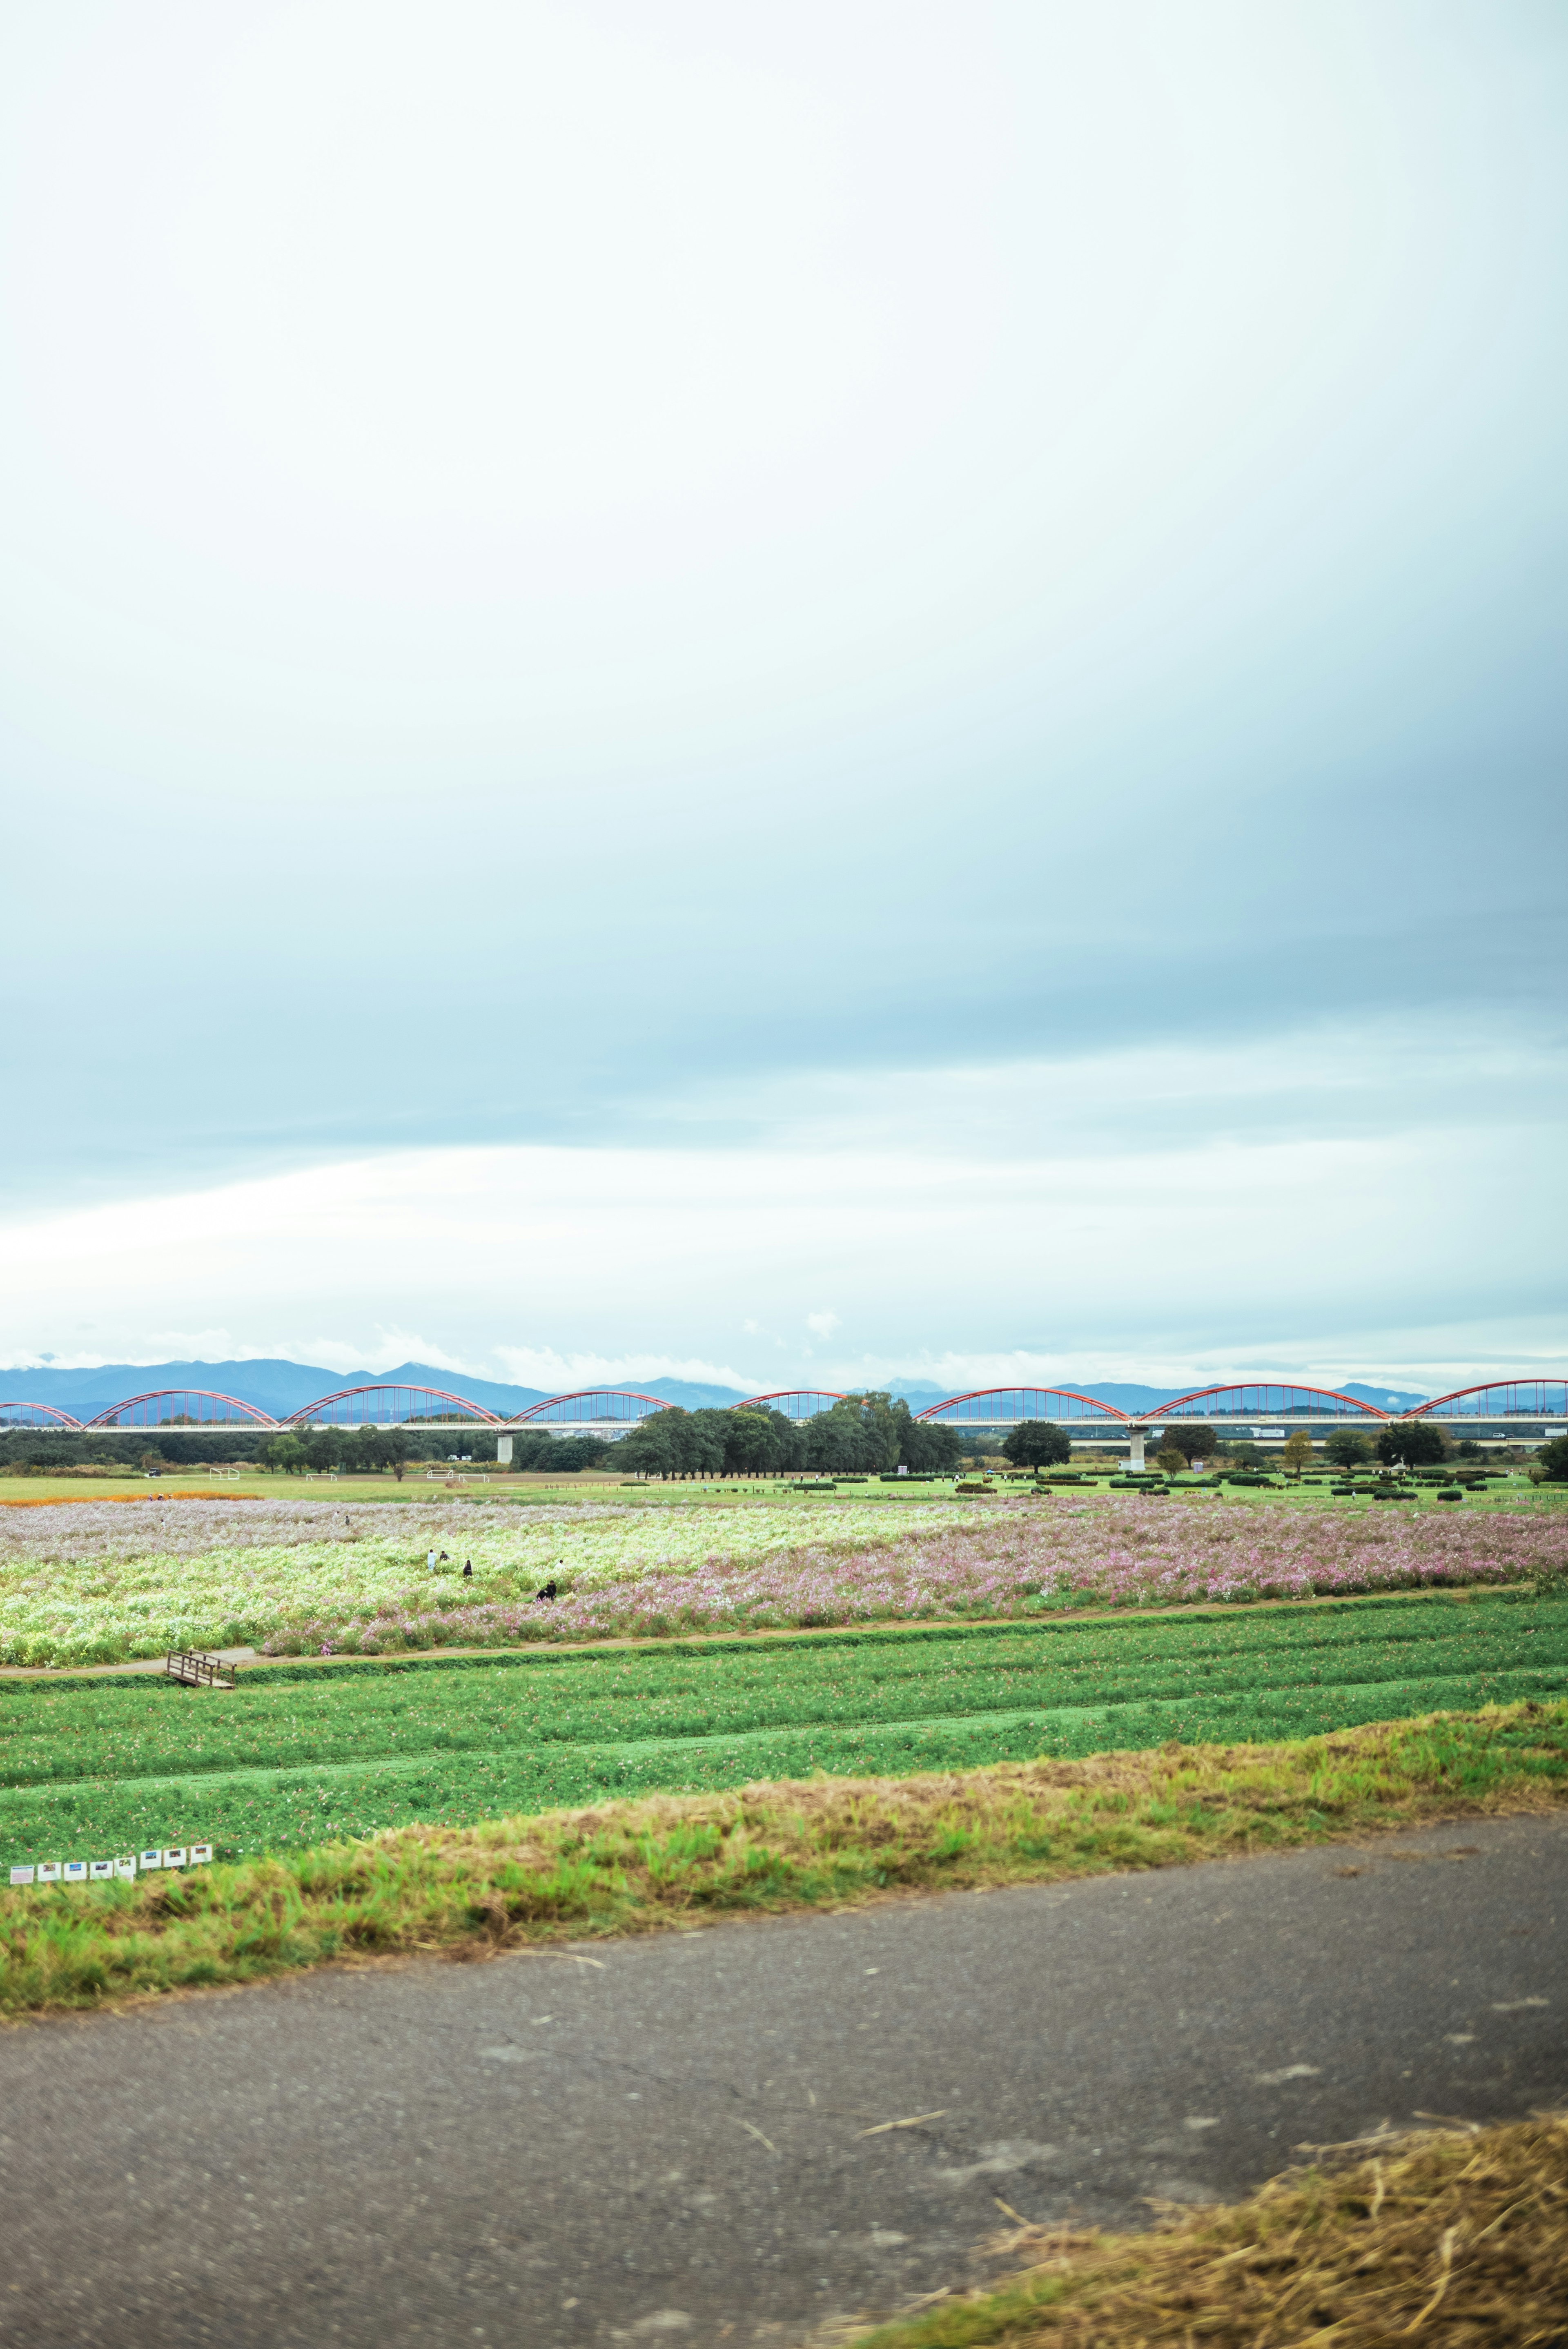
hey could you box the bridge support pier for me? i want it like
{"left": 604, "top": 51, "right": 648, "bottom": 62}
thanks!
{"left": 1127, "top": 1430, "right": 1146, "bottom": 1470}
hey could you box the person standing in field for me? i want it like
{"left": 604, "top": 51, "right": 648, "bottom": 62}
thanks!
{"left": 426, "top": 1547, "right": 436, "bottom": 1571}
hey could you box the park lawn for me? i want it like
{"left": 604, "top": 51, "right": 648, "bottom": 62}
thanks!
{"left": 0, "top": 1473, "right": 633, "bottom": 1505}
{"left": 0, "top": 1472, "right": 1553, "bottom": 1512}
{"left": 0, "top": 1700, "right": 1564, "bottom": 2018}
{"left": 3, "top": 1589, "right": 1566, "bottom": 1865}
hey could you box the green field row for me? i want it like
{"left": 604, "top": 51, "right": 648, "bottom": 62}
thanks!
{"left": 4, "top": 1590, "right": 1565, "bottom": 1863}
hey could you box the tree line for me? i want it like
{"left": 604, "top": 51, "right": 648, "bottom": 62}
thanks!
{"left": 0, "top": 1409, "right": 1540, "bottom": 1483}
{"left": 616, "top": 1395, "right": 967, "bottom": 1478}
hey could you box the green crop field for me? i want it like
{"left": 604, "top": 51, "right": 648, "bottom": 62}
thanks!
{"left": 4, "top": 1588, "right": 1567, "bottom": 1869}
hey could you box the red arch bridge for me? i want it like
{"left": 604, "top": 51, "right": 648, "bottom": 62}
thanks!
{"left": 2, "top": 1378, "right": 1564, "bottom": 1465}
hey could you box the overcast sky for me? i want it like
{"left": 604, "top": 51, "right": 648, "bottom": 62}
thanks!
{"left": 1, "top": 0, "right": 1563, "bottom": 1398}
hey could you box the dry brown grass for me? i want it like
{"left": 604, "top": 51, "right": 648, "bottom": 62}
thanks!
{"left": 844, "top": 2115, "right": 1568, "bottom": 2347}
{"left": 0, "top": 1490, "right": 226, "bottom": 1509}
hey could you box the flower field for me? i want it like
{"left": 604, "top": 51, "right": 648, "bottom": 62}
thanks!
{"left": 2, "top": 1589, "right": 1566, "bottom": 1865}
{"left": 1, "top": 1493, "right": 1566, "bottom": 1668}
{"left": 0, "top": 1496, "right": 945, "bottom": 1667}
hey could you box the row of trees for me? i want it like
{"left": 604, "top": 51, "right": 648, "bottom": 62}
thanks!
{"left": 5, "top": 1411, "right": 1544, "bottom": 1483}
{"left": 1000, "top": 1420, "right": 1466, "bottom": 1479}
{"left": 0, "top": 1429, "right": 271, "bottom": 1470}
{"left": 257, "top": 1426, "right": 412, "bottom": 1476}
{"left": 1140, "top": 1423, "right": 1460, "bottom": 1478}
{"left": 254, "top": 1426, "right": 625, "bottom": 1475}
{"left": 616, "top": 1395, "right": 967, "bottom": 1478}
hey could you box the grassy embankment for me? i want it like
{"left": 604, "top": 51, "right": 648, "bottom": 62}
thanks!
{"left": 845, "top": 2114, "right": 1568, "bottom": 2348}
{"left": 0, "top": 1700, "right": 1564, "bottom": 2017}
{"left": 4, "top": 1589, "right": 1567, "bottom": 1861}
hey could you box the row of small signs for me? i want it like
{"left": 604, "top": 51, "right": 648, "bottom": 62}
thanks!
{"left": 9, "top": 1845, "right": 214, "bottom": 1887}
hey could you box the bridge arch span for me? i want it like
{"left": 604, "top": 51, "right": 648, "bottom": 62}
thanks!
{"left": 1150, "top": 1382, "right": 1387, "bottom": 1422}
{"left": 512, "top": 1390, "right": 672, "bottom": 1427}
{"left": 84, "top": 1390, "right": 281, "bottom": 1431}
{"left": 287, "top": 1385, "right": 500, "bottom": 1429}
{"left": 735, "top": 1390, "right": 847, "bottom": 1421}
{"left": 0, "top": 1400, "right": 86, "bottom": 1430}
{"left": 915, "top": 1388, "right": 1130, "bottom": 1426}
{"left": 1408, "top": 1379, "right": 1568, "bottom": 1422}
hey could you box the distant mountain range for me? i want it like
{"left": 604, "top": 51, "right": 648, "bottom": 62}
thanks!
{"left": 888, "top": 1377, "right": 1432, "bottom": 1414}
{"left": 1, "top": 1359, "right": 1432, "bottom": 1420}
{"left": 1339, "top": 1382, "right": 1432, "bottom": 1413}
{"left": 0, "top": 1358, "right": 755, "bottom": 1421}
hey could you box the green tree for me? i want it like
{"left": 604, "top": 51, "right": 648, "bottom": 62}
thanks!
{"left": 1002, "top": 1420, "right": 1071, "bottom": 1468}
{"left": 616, "top": 1411, "right": 683, "bottom": 1476}
{"left": 1155, "top": 1443, "right": 1189, "bottom": 1476}
{"left": 545, "top": 1435, "right": 612, "bottom": 1473}
{"left": 804, "top": 1410, "right": 882, "bottom": 1473}
{"left": 1376, "top": 1421, "right": 1448, "bottom": 1469}
{"left": 1280, "top": 1431, "right": 1314, "bottom": 1478}
{"left": 615, "top": 1408, "right": 732, "bottom": 1477}
{"left": 258, "top": 1433, "right": 305, "bottom": 1474}
{"left": 383, "top": 1428, "right": 410, "bottom": 1480}
{"left": 722, "top": 1408, "right": 775, "bottom": 1474}
{"left": 898, "top": 1411, "right": 964, "bottom": 1471}
{"left": 835, "top": 1392, "right": 965, "bottom": 1473}
{"left": 770, "top": 1408, "right": 807, "bottom": 1471}
{"left": 1325, "top": 1431, "right": 1372, "bottom": 1470}
{"left": 1537, "top": 1433, "right": 1568, "bottom": 1479}
{"left": 1158, "top": 1423, "right": 1213, "bottom": 1466}
{"left": 684, "top": 1411, "right": 733, "bottom": 1473}
{"left": 794, "top": 1393, "right": 963, "bottom": 1474}
{"left": 500, "top": 1430, "right": 559, "bottom": 1472}
{"left": 722, "top": 1408, "right": 802, "bottom": 1474}
{"left": 802, "top": 1392, "right": 941, "bottom": 1475}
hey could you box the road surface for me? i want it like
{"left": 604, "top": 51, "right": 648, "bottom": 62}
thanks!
{"left": 0, "top": 1810, "right": 1562, "bottom": 2347}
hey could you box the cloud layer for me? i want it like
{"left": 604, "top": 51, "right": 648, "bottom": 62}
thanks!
{"left": 2, "top": 1021, "right": 1561, "bottom": 1391}
{"left": 0, "top": 3, "right": 1561, "bottom": 1379}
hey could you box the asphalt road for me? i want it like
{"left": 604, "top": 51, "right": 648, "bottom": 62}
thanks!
{"left": 0, "top": 1811, "right": 1562, "bottom": 2349}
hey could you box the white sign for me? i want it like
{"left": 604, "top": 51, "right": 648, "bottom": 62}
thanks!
{"left": 9, "top": 1844, "right": 213, "bottom": 1887}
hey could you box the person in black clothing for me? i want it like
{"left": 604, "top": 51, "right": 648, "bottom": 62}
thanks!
{"left": 535, "top": 1578, "right": 557, "bottom": 1602}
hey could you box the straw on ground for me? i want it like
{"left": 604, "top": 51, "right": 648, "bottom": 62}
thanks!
{"left": 837, "top": 2113, "right": 1568, "bottom": 2347}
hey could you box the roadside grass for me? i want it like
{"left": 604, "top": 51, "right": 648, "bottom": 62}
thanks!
{"left": 837, "top": 2113, "right": 1568, "bottom": 2348}
{"left": 5, "top": 1590, "right": 1568, "bottom": 1862}
{"left": 1, "top": 1700, "right": 1564, "bottom": 2019}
